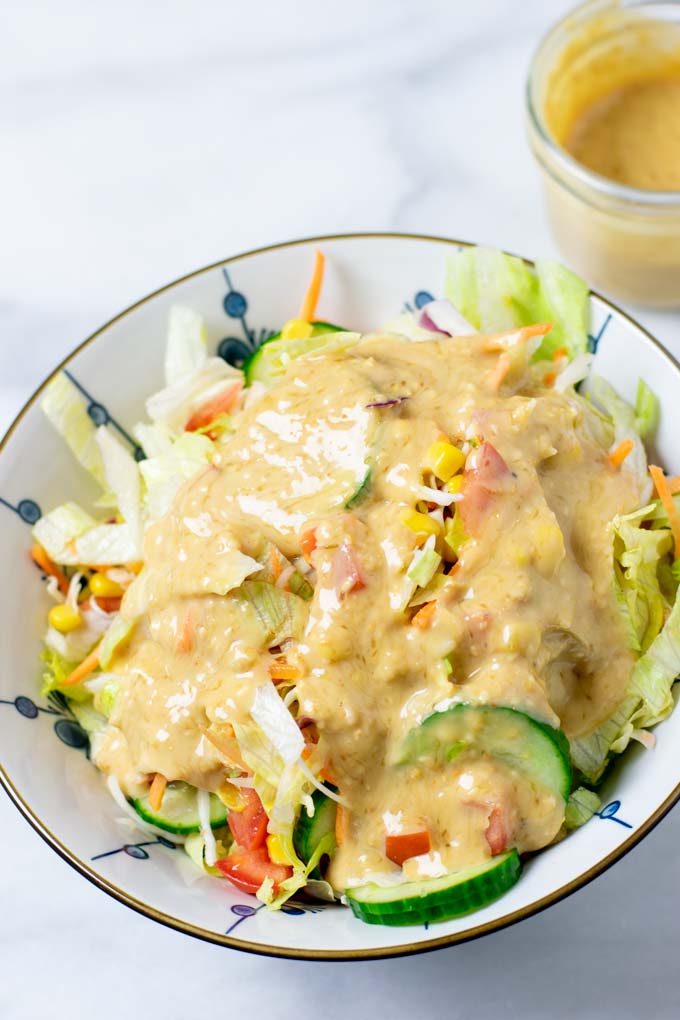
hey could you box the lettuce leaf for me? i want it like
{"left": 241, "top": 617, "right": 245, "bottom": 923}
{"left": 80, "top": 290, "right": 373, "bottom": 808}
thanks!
{"left": 164, "top": 305, "right": 208, "bottom": 386}
{"left": 571, "top": 586, "right": 680, "bottom": 782}
{"left": 613, "top": 506, "right": 673, "bottom": 653}
{"left": 41, "top": 373, "right": 106, "bottom": 485}
{"left": 635, "top": 379, "right": 660, "bottom": 439}
{"left": 445, "top": 247, "right": 589, "bottom": 360}
{"left": 590, "top": 376, "right": 652, "bottom": 501}
{"left": 564, "top": 787, "right": 601, "bottom": 829}
{"left": 139, "top": 431, "right": 214, "bottom": 521}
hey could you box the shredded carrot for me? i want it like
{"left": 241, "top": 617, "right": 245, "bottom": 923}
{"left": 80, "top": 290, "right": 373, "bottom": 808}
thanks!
{"left": 31, "top": 543, "right": 70, "bottom": 596}
{"left": 543, "top": 371, "right": 557, "bottom": 387}
{"left": 487, "top": 352, "right": 512, "bottom": 391}
{"left": 320, "top": 765, "right": 337, "bottom": 785}
{"left": 269, "top": 546, "right": 284, "bottom": 581}
{"left": 175, "top": 608, "right": 195, "bottom": 654}
{"left": 335, "top": 803, "right": 350, "bottom": 846}
{"left": 299, "top": 249, "right": 325, "bottom": 322}
{"left": 148, "top": 773, "right": 167, "bottom": 813}
{"left": 185, "top": 381, "right": 242, "bottom": 432}
{"left": 299, "top": 528, "right": 317, "bottom": 562}
{"left": 666, "top": 476, "right": 680, "bottom": 495}
{"left": 126, "top": 561, "right": 144, "bottom": 574}
{"left": 650, "top": 465, "right": 680, "bottom": 557}
{"left": 62, "top": 645, "right": 101, "bottom": 687}
{"left": 608, "top": 439, "right": 635, "bottom": 468}
{"left": 552, "top": 346, "right": 568, "bottom": 362}
{"left": 203, "top": 727, "right": 248, "bottom": 771}
{"left": 301, "top": 744, "right": 314, "bottom": 762}
{"left": 269, "top": 661, "right": 303, "bottom": 682}
{"left": 412, "top": 600, "right": 438, "bottom": 629}
{"left": 482, "top": 322, "right": 553, "bottom": 351}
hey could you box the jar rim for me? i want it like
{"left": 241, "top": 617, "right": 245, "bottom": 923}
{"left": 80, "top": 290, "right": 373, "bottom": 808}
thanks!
{"left": 526, "top": 0, "right": 680, "bottom": 210}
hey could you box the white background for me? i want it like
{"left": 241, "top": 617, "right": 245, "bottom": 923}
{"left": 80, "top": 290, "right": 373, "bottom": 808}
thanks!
{"left": 2, "top": 2, "right": 680, "bottom": 1017}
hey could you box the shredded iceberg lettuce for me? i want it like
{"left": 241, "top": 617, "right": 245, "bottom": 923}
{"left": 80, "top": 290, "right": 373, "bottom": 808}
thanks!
{"left": 445, "top": 247, "right": 589, "bottom": 361}
{"left": 565, "top": 787, "right": 601, "bottom": 829}
{"left": 571, "top": 586, "right": 680, "bottom": 782}
{"left": 590, "top": 376, "right": 652, "bottom": 502}
{"left": 41, "top": 373, "right": 106, "bottom": 485}
{"left": 164, "top": 305, "right": 208, "bottom": 386}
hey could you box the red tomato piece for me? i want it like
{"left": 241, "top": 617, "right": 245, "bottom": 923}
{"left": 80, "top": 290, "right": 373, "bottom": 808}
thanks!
{"left": 385, "top": 829, "right": 432, "bottom": 866}
{"left": 227, "top": 787, "right": 268, "bottom": 851}
{"left": 459, "top": 442, "right": 513, "bottom": 534}
{"left": 484, "top": 807, "right": 508, "bottom": 856}
{"left": 216, "top": 847, "right": 293, "bottom": 895}
{"left": 185, "top": 381, "right": 242, "bottom": 432}
{"left": 331, "top": 539, "right": 365, "bottom": 596}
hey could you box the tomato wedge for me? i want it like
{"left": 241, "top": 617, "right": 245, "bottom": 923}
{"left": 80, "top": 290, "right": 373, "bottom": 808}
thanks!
{"left": 227, "top": 788, "right": 268, "bottom": 851}
{"left": 216, "top": 847, "right": 293, "bottom": 895}
{"left": 185, "top": 381, "right": 242, "bottom": 432}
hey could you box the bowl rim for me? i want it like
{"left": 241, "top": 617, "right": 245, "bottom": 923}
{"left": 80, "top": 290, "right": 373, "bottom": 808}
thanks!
{"left": 3, "top": 230, "right": 680, "bottom": 962}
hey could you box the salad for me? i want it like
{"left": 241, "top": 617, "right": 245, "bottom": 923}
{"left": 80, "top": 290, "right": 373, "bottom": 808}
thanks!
{"left": 31, "top": 247, "right": 680, "bottom": 927}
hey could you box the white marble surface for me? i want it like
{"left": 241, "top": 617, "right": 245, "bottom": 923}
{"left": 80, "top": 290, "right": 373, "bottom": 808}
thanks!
{"left": 3, "top": 1, "right": 680, "bottom": 1016}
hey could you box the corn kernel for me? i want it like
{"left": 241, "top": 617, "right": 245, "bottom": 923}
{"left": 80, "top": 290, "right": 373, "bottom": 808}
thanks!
{"left": 424, "top": 441, "right": 466, "bottom": 482}
{"left": 266, "top": 833, "right": 293, "bottom": 865}
{"left": 447, "top": 474, "right": 464, "bottom": 494}
{"left": 403, "top": 510, "right": 440, "bottom": 538}
{"left": 89, "top": 572, "right": 123, "bottom": 597}
{"left": 533, "top": 524, "right": 565, "bottom": 577}
{"left": 281, "top": 318, "right": 315, "bottom": 340}
{"left": 48, "top": 603, "right": 82, "bottom": 634}
{"left": 444, "top": 510, "right": 468, "bottom": 555}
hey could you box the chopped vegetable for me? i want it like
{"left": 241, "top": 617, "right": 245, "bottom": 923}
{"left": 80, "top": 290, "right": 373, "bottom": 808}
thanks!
{"left": 609, "top": 439, "right": 635, "bottom": 468}
{"left": 412, "top": 600, "right": 438, "bottom": 629}
{"left": 148, "top": 773, "right": 167, "bottom": 813}
{"left": 300, "top": 249, "right": 325, "bottom": 322}
{"left": 650, "top": 465, "right": 680, "bottom": 557}
{"left": 31, "top": 543, "right": 70, "bottom": 595}
{"left": 385, "top": 829, "right": 431, "bottom": 865}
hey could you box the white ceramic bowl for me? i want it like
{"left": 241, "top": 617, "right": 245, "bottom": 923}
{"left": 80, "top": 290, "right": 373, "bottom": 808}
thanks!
{"left": 2, "top": 233, "right": 680, "bottom": 960}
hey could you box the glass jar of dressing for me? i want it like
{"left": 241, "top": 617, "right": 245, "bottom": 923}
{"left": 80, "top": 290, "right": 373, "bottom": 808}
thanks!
{"left": 527, "top": 0, "right": 680, "bottom": 306}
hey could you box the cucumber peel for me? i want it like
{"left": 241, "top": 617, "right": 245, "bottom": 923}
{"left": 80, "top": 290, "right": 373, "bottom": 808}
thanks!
{"left": 131, "top": 781, "right": 227, "bottom": 835}
{"left": 243, "top": 322, "right": 347, "bottom": 387}
{"left": 398, "top": 704, "right": 571, "bottom": 802}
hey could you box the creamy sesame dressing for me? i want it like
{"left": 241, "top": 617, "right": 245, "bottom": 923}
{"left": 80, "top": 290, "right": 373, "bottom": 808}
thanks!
{"left": 94, "top": 331, "right": 638, "bottom": 890}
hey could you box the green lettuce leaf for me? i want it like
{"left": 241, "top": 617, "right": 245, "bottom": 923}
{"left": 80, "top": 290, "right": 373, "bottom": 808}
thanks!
{"left": 571, "top": 586, "right": 680, "bottom": 782}
{"left": 565, "top": 787, "right": 601, "bottom": 829}
{"left": 445, "top": 247, "right": 589, "bottom": 360}
{"left": 613, "top": 506, "right": 673, "bottom": 652}
{"left": 635, "top": 379, "right": 660, "bottom": 439}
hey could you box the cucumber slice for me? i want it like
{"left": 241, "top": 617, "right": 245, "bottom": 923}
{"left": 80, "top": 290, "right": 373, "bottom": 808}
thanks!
{"left": 345, "top": 468, "right": 372, "bottom": 508}
{"left": 399, "top": 704, "right": 571, "bottom": 802}
{"left": 294, "top": 790, "right": 337, "bottom": 878}
{"left": 243, "top": 322, "right": 348, "bottom": 388}
{"left": 347, "top": 849, "right": 521, "bottom": 926}
{"left": 131, "top": 781, "right": 227, "bottom": 835}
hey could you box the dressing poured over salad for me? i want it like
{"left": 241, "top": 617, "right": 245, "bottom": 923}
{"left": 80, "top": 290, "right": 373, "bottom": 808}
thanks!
{"left": 33, "top": 248, "right": 680, "bottom": 926}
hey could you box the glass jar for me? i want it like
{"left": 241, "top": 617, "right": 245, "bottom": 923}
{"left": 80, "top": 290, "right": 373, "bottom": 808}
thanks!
{"left": 526, "top": 0, "right": 680, "bottom": 306}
